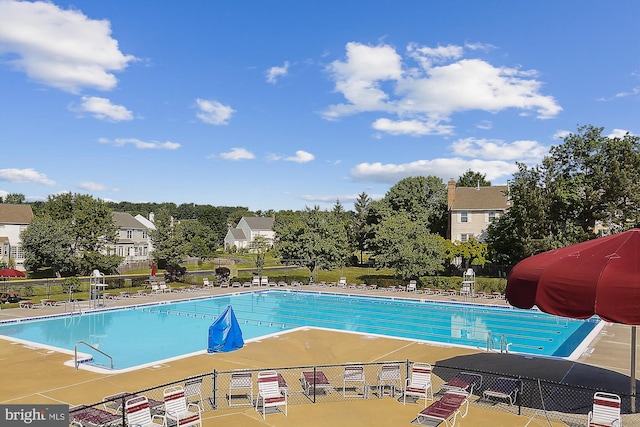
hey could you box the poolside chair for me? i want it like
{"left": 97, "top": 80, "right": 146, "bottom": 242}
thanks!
{"left": 255, "top": 370, "right": 288, "bottom": 419}
{"left": 440, "top": 371, "right": 483, "bottom": 396}
{"left": 184, "top": 377, "right": 204, "bottom": 410}
{"left": 301, "top": 370, "right": 333, "bottom": 396}
{"left": 163, "top": 385, "right": 201, "bottom": 427}
{"left": 407, "top": 280, "right": 417, "bottom": 292}
{"left": 415, "top": 390, "right": 469, "bottom": 426}
{"left": 260, "top": 276, "right": 269, "bottom": 287}
{"left": 482, "top": 377, "right": 519, "bottom": 405}
{"left": 588, "top": 392, "right": 621, "bottom": 427}
{"left": 338, "top": 277, "right": 347, "bottom": 288}
{"left": 125, "top": 396, "right": 166, "bottom": 427}
{"left": 342, "top": 365, "right": 369, "bottom": 398}
{"left": 202, "top": 278, "right": 213, "bottom": 289}
{"left": 377, "top": 363, "right": 401, "bottom": 397}
{"left": 403, "top": 362, "right": 433, "bottom": 407}
{"left": 70, "top": 405, "right": 122, "bottom": 427}
{"left": 227, "top": 371, "right": 253, "bottom": 407}
{"left": 159, "top": 282, "right": 171, "bottom": 293}
{"left": 252, "top": 276, "right": 260, "bottom": 287}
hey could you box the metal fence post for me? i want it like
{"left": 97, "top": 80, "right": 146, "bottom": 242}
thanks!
{"left": 211, "top": 369, "right": 218, "bottom": 409}
{"left": 313, "top": 366, "right": 317, "bottom": 403}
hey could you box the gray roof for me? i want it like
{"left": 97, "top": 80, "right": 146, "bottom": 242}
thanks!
{"left": 112, "top": 212, "right": 147, "bottom": 229}
{"left": 0, "top": 204, "right": 33, "bottom": 224}
{"left": 451, "top": 186, "right": 509, "bottom": 210}
{"left": 242, "top": 216, "right": 274, "bottom": 230}
{"left": 228, "top": 228, "right": 247, "bottom": 240}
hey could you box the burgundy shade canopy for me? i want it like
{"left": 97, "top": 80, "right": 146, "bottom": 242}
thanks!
{"left": 506, "top": 228, "right": 640, "bottom": 325}
{"left": 0, "top": 268, "right": 25, "bottom": 278}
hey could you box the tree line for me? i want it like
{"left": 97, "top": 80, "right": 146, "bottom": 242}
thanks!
{"left": 3, "top": 125, "right": 638, "bottom": 279}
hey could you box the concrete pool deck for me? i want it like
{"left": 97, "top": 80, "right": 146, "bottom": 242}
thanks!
{"left": 0, "top": 286, "right": 637, "bottom": 426}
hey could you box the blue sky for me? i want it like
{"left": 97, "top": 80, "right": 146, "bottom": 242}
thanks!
{"left": 1, "top": 0, "right": 638, "bottom": 212}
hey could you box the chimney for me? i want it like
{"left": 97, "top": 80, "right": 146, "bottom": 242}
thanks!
{"left": 447, "top": 179, "right": 456, "bottom": 210}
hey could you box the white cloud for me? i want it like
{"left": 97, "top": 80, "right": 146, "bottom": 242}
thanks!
{"left": 0, "top": 0, "right": 136, "bottom": 93}
{"left": 77, "top": 181, "right": 115, "bottom": 191}
{"left": 350, "top": 158, "right": 519, "bottom": 184}
{"left": 372, "top": 118, "right": 454, "bottom": 136}
{"left": 74, "top": 96, "right": 133, "bottom": 121}
{"left": 607, "top": 128, "right": 633, "bottom": 138}
{"left": 284, "top": 150, "right": 315, "bottom": 163}
{"left": 476, "top": 120, "right": 493, "bottom": 130}
{"left": 450, "top": 137, "right": 548, "bottom": 162}
{"left": 323, "top": 41, "right": 562, "bottom": 135}
{"left": 98, "top": 137, "right": 180, "bottom": 150}
{"left": 266, "top": 61, "right": 289, "bottom": 84}
{"left": 553, "top": 130, "right": 571, "bottom": 140}
{"left": 0, "top": 168, "right": 55, "bottom": 185}
{"left": 195, "top": 98, "right": 235, "bottom": 125}
{"left": 219, "top": 147, "right": 255, "bottom": 160}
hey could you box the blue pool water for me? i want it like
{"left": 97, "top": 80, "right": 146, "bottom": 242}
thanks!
{"left": 0, "top": 290, "right": 599, "bottom": 370}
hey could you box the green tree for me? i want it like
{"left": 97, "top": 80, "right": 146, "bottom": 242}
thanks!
{"left": 250, "top": 235, "right": 271, "bottom": 276}
{"left": 3, "top": 193, "right": 26, "bottom": 204}
{"left": 21, "top": 216, "right": 77, "bottom": 277}
{"left": 372, "top": 213, "right": 446, "bottom": 279}
{"left": 353, "top": 192, "right": 373, "bottom": 264}
{"left": 274, "top": 206, "right": 351, "bottom": 278}
{"left": 457, "top": 170, "right": 491, "bottom": 187}
{"left": 150, "top": 208, "right": 187, "bottom": 268}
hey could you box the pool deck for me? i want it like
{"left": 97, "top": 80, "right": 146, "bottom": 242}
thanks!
{"left": 0, "top": 286, "right": 637, "bottom": 426}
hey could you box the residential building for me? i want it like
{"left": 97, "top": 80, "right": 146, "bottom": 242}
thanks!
{"left": 112, "top": 212, "right": 153, "bottom": 264}
{"left": 447, "top": 179, "right": 509, "bottom": 243}
{"left": 224, "top": 216, "right": 275, "bottom": 251}
{"left": 0, "top": 204, "right": 34, "bottom": 271}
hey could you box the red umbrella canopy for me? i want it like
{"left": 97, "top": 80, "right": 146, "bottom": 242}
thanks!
{"left": 0, "top": 268, "right": 26, "bottom": 278}
{"left": 506, "top": 228, "right": 640, "bottom": 325}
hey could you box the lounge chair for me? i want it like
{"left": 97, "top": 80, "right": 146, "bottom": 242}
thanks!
{"left": 184, "top": 377, "right": 204, "bottom": 410}
{"left": 159, "top": 282, "right": 171, "bottom": 293}
{"left": 70, "top": 405, "right": 121, "bottom": 427}
{"left": 163, "top": 385, "right": 201, "bottom": 427}
{"left": 252, "top": 276, "right": 260, "bottom": 287}
{"left": 260, "top": 276, "right": 269, "bottom": 287}
{"left": 407, "top": 280, "right": 417, "bottom": 292}
{"left": 227, "top": 372, "right": 253, "bottom": 407}
{"left": 403, "top": 362, "right": 434, "bottom": 406}
{"left": 125, "top": 396, "right": 165, "bottom": 427}
{"left": 301, "top": 370, "right": 333, "bottom": 396}
{"left": 482, "top": 377, "right": 519, "bottom": 405}
{"left": 255, "top": 370, "right": 288, "bottom": 419}
{"left": 440, "top": 371, "right": 483, "bottom": 395}
{"left": 202, "top": 278, "right": 213, "bottom": 289}
{"left": 338, "top": 277, "right": 347, "bottom": 288}
{"left": 342, "top": 365, "right": 369, "bottom": 398}
{"left": 377, "top": 363, "right": 401, "bottom": 397}
{"left": 588, "top": 392, "right": 621, "bottom": 427}
{"left": 415, "top": 390, "right": 469, "bottom": 426}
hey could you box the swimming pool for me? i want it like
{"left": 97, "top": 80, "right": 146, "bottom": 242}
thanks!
{"left": 0, "top": 290, "right": 600, "bottom": 371}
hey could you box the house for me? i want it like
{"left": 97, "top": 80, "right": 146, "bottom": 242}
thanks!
{"left": 0, "top": 204, "right": 34, "bottom": 271}
{"left": 112, "top": 212, "right": 153, "bottom": 264}
{"left": 447, "top": 179, "right": 509, "bottom": 243}
{"left": 224, "top": 216, "right": 275, "bottom": 251}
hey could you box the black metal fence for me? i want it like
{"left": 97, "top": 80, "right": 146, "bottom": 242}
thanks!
{"left": 70, "top": 360, "right": 640, "bottom": 426}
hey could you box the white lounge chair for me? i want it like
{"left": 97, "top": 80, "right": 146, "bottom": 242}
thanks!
{"left": 407, "top": 280, "right": 417, "bottom": 292}
{"left": 377, "top": 363, "right": 401, "bottom": 397}
{"left": 125, "top": 396, "right": 165, "bottom": 427}
{"left": 301, "top": 370, "right": 333, "bottom": 396}
{"left": 252, "top": 276, "right": 260, "bottom": 287}
{"left": 255, "top": 371, "right": 287, "bottom": 419}
{"left": 403, "top": 362, "right": 433, "bottom": 407}
{"left": 260, "top": 276, "right": 269, "bottom": 287}
{"left": 588, "top": 392, "right": 621, "bottom": 427}
{"left": 343, "top": 365, "right": 368, "bottom": 398}
{"left": 338, "top": 277, "right": 347, "bottom": 288}
{"left": 440, "top": 371, "right": 483, "bottom": 396}
{"left": 227, "top": 372, "right": 253, "bottom": 407}
{"left": 482, "top": 377, "right": 519, "bottom": 405}
{"left": 184, "top": 377, "right": 204, "bottom": 410}
{"left": 163, "top": 385, "right": 201, "bottom": 427}
{"left": 202, "top": 278, "right": 214, "bottom": 289}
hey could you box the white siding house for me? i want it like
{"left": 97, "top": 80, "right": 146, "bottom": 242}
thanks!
{"left": 0, "top": 204, "right": 33, "bottom": 271}
{"left": 224, "top": 216, "right": 275, "bottom": 251}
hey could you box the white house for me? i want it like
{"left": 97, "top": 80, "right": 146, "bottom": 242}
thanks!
{"left": 224, "top": 216, "right": 275, "bottom": 251}
{"left": 112, "top": 212, "right": 153, "bottom": 264}
{"left": 447, "top": 179, "right": 510, "bottom": 243}
{"left": 0, "top": 204, "right": 33, "bottom": 271}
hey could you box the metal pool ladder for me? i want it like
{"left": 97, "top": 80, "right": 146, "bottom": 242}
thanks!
{"left": 486, "top": 332, "right": 511, "bottom": 353}
{"left": 74, "top": 341, "right": 113, "bottom": 370}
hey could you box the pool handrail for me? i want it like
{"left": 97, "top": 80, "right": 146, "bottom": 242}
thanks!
{"left": 75, "top": 340, "right": 113, "bottom": 370}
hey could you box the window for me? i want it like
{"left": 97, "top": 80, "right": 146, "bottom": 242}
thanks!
{"left": 460, "top": 233, "right": 473, "bottom": 242}
{"left": 126, "top": 230, "right": 133, "bottom": 239}
{"left": 460, "top": 211, "right": 468, "bottom": 223}
{"left": 142, "top": 230, "right": 147, "bottom": 239}
{"left": 488, "top": 211, "right": 499, "bottom": 223}
{"left": 10, "top": 245, "right": 24, "bottom": 260}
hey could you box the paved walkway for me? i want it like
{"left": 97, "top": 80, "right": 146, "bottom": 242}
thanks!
{"left": 0, "top": 285, "right": 637, "bottom": 426}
